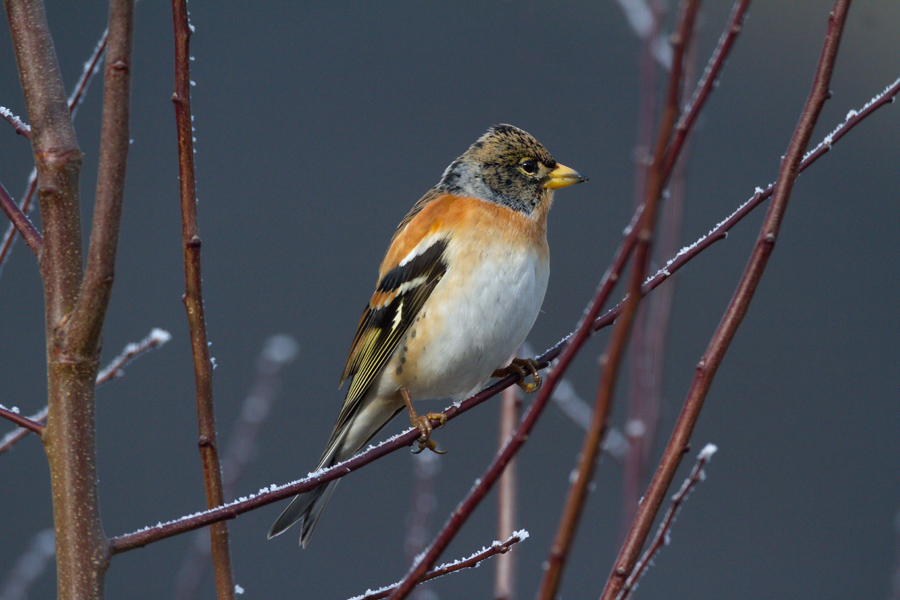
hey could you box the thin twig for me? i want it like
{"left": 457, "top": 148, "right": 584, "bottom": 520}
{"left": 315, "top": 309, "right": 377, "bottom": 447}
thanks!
{"left": 0, "top": 179, "right": 41, "bottom": 255}
{"left": 619, "top": 444, "right": 717, "bottom": 600}
{"left": 0, "top": 328, "right": 171, "bottom": 455}
{"left": 0, "top": 405, "right": 44, "bottom": 434}
{"left": 169, "top": 3, "right": 234, "bottom": 599}
{"left": 104, "top": 75, "right": 895, "bottom": 554}
{"left": 96, "top": 328, "right": 172, "bottom": 386}
{"left": 494, "top": 382, "right": 521, "bottom": 600}
{"left": 601, "top": 3, "right": 852, "bottom": 598}
{"left": 0, "top": 106, "right": 31, "bottom": 138}
{"left": 0, "top": 406, "right": 48, "bottom": 454}
{"left": 350, "top": 532, "right": 529, "bottom": 600}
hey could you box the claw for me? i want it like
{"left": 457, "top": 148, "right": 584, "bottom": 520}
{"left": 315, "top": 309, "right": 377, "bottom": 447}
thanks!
{"left": 412, "top": 438, "right": 448, "bottom": 455}
{"left": 493, "top": 357, "right": 542, "bottom": 393}
{"left": 401, "top": 387, "right": 448, "bottom": 455}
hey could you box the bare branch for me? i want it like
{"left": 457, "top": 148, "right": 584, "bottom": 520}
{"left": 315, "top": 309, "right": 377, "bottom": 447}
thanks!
{"left": 620, "top": 444, "right": 718, "bottom": 600}
{"left": 0, "top": 106, "right": 31, "bottom": 138}
{"left": 67, "top": 0, "right": 134, "bottom": 357}
{"left": 0, "top": 179, "right": 41, "bottom": 255}
{"left": 0, "top": 405, "right": 44, "bottom": 434}
{"left": 96, "top": 328, "right": 172, "bottom": 386}
{"left": 350, "top": 532, "right": 529, "bottom": 600}
{"left": 601, "top": 3, "right": 853, "bottom": 598}
{"left": 494, "top": 383, "right": 521, "bottom": 600}
{"left": 169, "top": 3, "right": 234, "bottom": 598}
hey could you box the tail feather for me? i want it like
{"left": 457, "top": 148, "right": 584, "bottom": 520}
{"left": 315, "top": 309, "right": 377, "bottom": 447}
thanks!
{"left": 268, "top": 394, "right": 404, "bottom": 546}
{"left": 267, "top": 479, "right": 338, "bottom": 546}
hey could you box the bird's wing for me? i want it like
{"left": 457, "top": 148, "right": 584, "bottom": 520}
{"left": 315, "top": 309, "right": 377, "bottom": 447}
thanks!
{"left": 336, "top": 191, "right": 456, "bottom": 430}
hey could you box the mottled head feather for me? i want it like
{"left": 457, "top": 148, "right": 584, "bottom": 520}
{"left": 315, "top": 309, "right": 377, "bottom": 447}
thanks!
{"left": 438, "top": 124, "right": 559, "bottom": 214}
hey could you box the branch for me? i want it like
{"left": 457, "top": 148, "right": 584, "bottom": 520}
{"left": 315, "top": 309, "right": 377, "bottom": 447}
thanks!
{"left": 0, "top": 179, "right": 41, "bottom": 255}
{"left": 169, "top": 3, "right": 234, "bottom": 598}
{"left": 4, "top": 1, "right": 107, "bottom": 598}
{"left": 0, "top": 405, "right": 44, "bottom": 434}
{"left": 67, "top": 0, "right": 134, "bottom": 357}
{"left": 601, "top": 3, "right": 853, "bottom": 598}
{"left": 619, "top": 445, "right": 717, "bottom": 599}
{"left": 96, "top": 328, "right": 172, "bottom": 386}
{"left": 494, "top": 383, "right": 521, "bottom": 600}
{"left": 350, "top": 532, "right": 529, "bottom": 600}
{"left": 0, "top": 105, "right": 31, "bottom": 138}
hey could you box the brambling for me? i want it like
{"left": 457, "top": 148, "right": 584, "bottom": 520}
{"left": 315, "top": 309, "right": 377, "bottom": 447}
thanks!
{"left": 269, "top": 124, "right": 586, "bottom": 545}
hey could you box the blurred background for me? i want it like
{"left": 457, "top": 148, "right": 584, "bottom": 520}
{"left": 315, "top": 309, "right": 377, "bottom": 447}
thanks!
{"left": 1, "top": 1, "right": 898, "bottom": 599}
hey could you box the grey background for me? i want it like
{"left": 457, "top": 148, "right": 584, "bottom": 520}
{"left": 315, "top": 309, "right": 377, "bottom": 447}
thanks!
{"left": 2, "top": 1, "right": 899, "bottom": 599}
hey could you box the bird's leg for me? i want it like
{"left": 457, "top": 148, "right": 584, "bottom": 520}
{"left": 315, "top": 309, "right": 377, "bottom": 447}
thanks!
{"left": 493, "top": 357, "right": 542, "bottom": 394}
{"left": 400, "top": 387, "right": 447, "bottom": 455}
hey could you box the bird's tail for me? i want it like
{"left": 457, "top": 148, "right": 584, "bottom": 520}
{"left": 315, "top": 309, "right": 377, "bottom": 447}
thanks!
{"left": 267, "top": 476, "right": 339, "bottom": 547}
{"left": 268, "top": 395, "right": 404, "bottom": 546}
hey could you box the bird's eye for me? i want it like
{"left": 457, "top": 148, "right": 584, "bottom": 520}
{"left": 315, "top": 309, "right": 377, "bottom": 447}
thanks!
{"left": 520, "top": 159, "right": 537, "bottom": 174}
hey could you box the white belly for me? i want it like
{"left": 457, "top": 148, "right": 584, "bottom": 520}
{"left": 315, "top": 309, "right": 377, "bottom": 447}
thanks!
{"left": 384, "top": 243, "right": 549, "bottom": 402}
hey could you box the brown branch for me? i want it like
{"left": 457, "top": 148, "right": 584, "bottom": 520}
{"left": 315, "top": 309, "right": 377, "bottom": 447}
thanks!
{"left": 67, "top": 0, "right": 134, "bottom": 358}
{"left": 620, "top": 444, "right": 717, "bottom": 600}
{"left": 355, "top": 532, "right": 529, "bottom": 600}
{"left": 494, "top": 383, "right": 521, "bottom": 600}
{"left": 0, "top": 406, "right": 48, "bottom": 454}
{"left": 0, "top": 405, "right": 45, "bottom": 434}
{"left": 601, "top": 2, "right": 853, "bottom": 598}
{"left": 170, "top": 3, "right": 234, "bottom": 599}
{"left": 0, "top": 179, "right": 41, "bottom": 255}
{"left": 664, "top": 0, "right": 753, "bottom": 178}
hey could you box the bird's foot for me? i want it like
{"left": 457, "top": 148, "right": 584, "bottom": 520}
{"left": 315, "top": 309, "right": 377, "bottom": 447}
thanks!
{"left": 410, "top": 412, "right": 448, "bottom": 455}
{"left": 493, "top": 358, "right": 542, "bottom": 393}
{"left": 401, "top": 387, "right": 447, "bottom": 455}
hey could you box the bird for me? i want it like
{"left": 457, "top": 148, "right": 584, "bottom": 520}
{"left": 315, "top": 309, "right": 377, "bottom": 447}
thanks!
{"left": 268, "top": 124, "right": 587, "bottom": 545}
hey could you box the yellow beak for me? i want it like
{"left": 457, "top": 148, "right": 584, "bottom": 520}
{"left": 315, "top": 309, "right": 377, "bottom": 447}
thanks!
{"left": 543, "top": 163, "right": 588, "bottom": 189}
